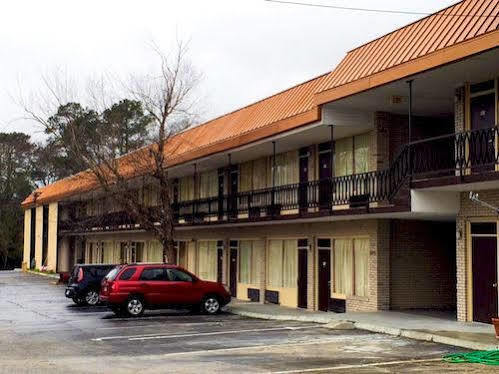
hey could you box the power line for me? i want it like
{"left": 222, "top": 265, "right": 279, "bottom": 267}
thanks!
{"left": 264, "top": 0, "right": 498, "bottom": 18}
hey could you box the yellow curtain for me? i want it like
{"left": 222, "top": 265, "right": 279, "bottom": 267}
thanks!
{"left": 253, "top": 158, "right": 268, "bottom": 190}
{"left": 103, "top": 242, "right": 114, "bottom": 263}
{"left": 148, "top": 241, "right": 163, "bottom": 263}
{"left": 274, "top": 151, "right": 299, "bottom": 186}
{"left": 252, "top": 240, "right": 264, "bottom": 284}
{"left": 179, "top": 176, "right": 194, "bottom": 201}
{"left": 354, "top": 134, "right": 369, "bottom": 174}
{"left": 283, "top": 239, "right": 297, "bottom": 288}
{"left": 239, "top": 162, "right": 253, "bottom": 192}
{"left": 335, "top": 138, "right": 353, "bottom": 177}
{"left": 198, "top": 241, "right": 217, "bottom": 281}
{"left": 199, "top": 170, "right": 218, "bottom": 198}
{"left": 187, "top": 241, "right": 196, "bottom": 273}
{"left": 354, "top": 238, "right": 369, "bottom": 297}
{"left": 239, "top": 240, "right": 251, "bottom": 283}
{"left": 267, "top": 240, "right": 283, "bottom": 287}
{"left": 334, "top": 239, "right": 353, "bottom": 295}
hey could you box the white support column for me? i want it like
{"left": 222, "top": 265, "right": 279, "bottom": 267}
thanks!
{"left": 34, "top": 206, "right": 43, "bottom": 269}
{"left": 22, "top": 209, "right": 31, "bottom": 270}
{"left": 47, "top": 202, "right": 58, "bottom": 272}
{"left": 259, "top": 237, "right": 267, "bottom": 304}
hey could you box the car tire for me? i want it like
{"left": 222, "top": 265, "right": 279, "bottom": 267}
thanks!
{"left": 84, "top": 289, "right": 100, "bottom": 306}
{"left": 200, "top": 295, "right": 221, "bottom": 315}
{"left": 72, "top": 297, "right": 87, "bottom": 306}
{"left": 124, "top": 296, "right": 145, "bottom": 317}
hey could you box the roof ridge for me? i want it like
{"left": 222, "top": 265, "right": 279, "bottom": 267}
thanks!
{"left": 346, "top": 0, "right": 466, "bottom": 54}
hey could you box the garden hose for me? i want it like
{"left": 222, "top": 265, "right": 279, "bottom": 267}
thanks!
{"left": 443, "top": 350, "right": 499, "bottom": 366}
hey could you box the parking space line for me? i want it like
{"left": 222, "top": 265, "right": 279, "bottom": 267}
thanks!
{"left": 95, "top": 322, "right": 224, "bottom": 330}
{"left": 270, "top": 358, "right": 444, "bottom": 373}
{"left": 92, "top": 325, "right": 322, "bottom": 342}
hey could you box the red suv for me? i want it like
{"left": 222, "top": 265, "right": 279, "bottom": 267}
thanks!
{"left": 99, "top": 264, "right": 231, "bottom": 317}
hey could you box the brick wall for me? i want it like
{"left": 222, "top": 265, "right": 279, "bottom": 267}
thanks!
{"left": 456, "top": 189, "right": 499, "bottom": 321}
{"left": 390, "top": 220, "right": 456, "bottom": 310}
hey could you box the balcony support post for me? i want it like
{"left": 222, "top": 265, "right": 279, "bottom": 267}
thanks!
{"left": 407, "top": 79, "right": 413, "bottom": 181}
{"left": 329, "top": 125, "right": 334, "bottom": 212}
{"left": 272, "top": 141, "right": 276, "bottom": 216}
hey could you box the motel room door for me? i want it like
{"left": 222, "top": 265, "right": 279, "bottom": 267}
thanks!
{"left": 229, "top": 241, "right": 238, "bottom": 298}
{"left": 471, "top": 223, "right": 498, "bottom": 324}
{"left": 297, "top": 239, "right": 308, "bottom": 309}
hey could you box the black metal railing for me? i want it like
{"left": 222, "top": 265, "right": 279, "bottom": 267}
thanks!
{"left": 59, "top": 125, "right": 499, "bottom": 232}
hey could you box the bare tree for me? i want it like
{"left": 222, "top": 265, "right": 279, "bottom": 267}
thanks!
{"left": 21, "top": 42, "right": 201, "bottom": 263}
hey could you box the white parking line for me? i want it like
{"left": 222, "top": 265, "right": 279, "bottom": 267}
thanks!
{"left": 270, "top": 358, "right": 444, "bottom": 373}
{"left": 96, "top": 321, "right": 224, "bottom": 330}
{"left": 92, "top": 325, "right": 321, "bottom": 342}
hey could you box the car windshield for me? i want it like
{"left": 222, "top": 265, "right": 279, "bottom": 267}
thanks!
{"left": 105, "top": 267, "right": 121, "bottom": 281}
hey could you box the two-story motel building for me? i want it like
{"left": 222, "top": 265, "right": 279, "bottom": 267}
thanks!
{"left": 22, "top": 0, "right": 499, "bottom": 323}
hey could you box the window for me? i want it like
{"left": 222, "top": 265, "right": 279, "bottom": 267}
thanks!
{"left": 179, "top": 176, "right": 194, "bottom": 202}
{"left": 120, "top": 242, "right": 145, "bottom": 264}
{"left": 119, "top": 268, "right": 136, "bottom": 280}
{"left": 198, "top": 241, "right": 217, "bottom": 281}
{"left": 267, "top": 239, "right": 297, "bottom": 288}
{"left": 149, "top": 241, "right": 164, "bottom": 262}
{"left": 140, "top": 268, "right": 167, "bottom": 281}
{"left": 274, "top": 151, "right": 299, "bottom": 186}
{"left": 334, "top": 133, "right": 370, "bottom": 177}
{"left": 199, "top": 170, "right": 218, "bottom": 198}
{"left": 333, "top": 238, "right": 369, "bottom": 297}
{"left": 167, "top": 268, "right": 192, "bottom": 282}
{"left": 239, "top": 240, "right": 262, "bottom": 284}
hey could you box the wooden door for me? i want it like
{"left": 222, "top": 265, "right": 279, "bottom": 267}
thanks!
{"left": 217, "top": 241, "right": 224, "bottom": 283}
{"left": 229, "top": 247, "right": 238, "bottom": 297}
{"left": 470, "top": 93, "right": 496, "bottom": 172}
{"left": 299, "top": 148, "right": 309, "bottom": 211}
{"left": 318, "top": 143, "right": 332, "bottom": 210}
{"left": 472, "top": 236, "right": 498, "bottom": 324}
{"left": 318, "top": 249, "right": 331, "bottom": 312}
{"left": 298, "top": 247, "right": 308, "bottom": 309}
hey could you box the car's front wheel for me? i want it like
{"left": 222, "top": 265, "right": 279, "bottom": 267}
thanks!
{"left": 201, "top": 295, "right": 221, "bottom": 315}
{"left": 84, "top": 290, "right": 100, "bottom": 306}
{"left": 125, "top": 296, "right": 145, "bottom": 317}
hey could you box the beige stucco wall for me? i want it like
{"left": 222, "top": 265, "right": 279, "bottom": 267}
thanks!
{"left": 46, "top": 203, "right": 58, "bottom": 271}
{"left": 34, "top": 206, "right": 43, "bottom": 269}
{"left": 23, "top": 210, "right": 31, "bottom": 268}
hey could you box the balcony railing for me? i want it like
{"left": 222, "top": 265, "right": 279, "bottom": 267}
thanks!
{"left": 59, "top": 125, "right": 499, "bottom": 232}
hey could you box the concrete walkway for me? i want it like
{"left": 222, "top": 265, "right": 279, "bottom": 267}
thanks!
{"left": 227, "top": 301, "right": 499, "bottom": 351}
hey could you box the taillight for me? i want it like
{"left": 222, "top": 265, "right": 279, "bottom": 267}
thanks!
{"left": 77, "top": 268, "right": 83, "bottom": 283}
{"left": 110, "top": 281, "right": 118, "bottom": 292}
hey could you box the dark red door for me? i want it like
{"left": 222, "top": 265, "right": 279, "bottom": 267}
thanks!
{"left": 472, "top": 236, "right": 498, "bottom": 324}
{"left": 229, "top": 247, "right": 238, "bottom": 297}
{"left": 299, "top": 148, "right": 309, "bottom": 212}
{"left": 298, "top": 247, "right": 308, "bottom": 309}
{"left": 318, "top": 249, "right": 331, "bottom": 312}
{"left": 318, "top": 143, "right": 332, "bottom": 210}
{"left": 470, "top": 93, "right": 496, "bottom": 172}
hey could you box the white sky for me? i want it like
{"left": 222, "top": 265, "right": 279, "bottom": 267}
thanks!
{"left": 0, "top": 0, "right": 458, "bottom": 141}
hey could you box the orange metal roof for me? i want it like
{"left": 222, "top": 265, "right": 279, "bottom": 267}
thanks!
{"left": 21, "top": 74, "right": 327, "bottom": 207}
{"left": 22, "top": 0, "right": 499, "bottom": 208}
{"left": 316, "top": 0, "right": 499, "bottom": 102}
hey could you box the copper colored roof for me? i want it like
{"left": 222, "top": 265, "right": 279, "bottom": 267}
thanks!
{"left": 316, "top": 0, "right": 499, "bottom": 103}
{"left": 22, "top": 0, "right": 499, "bottom": 208}
{"left": 21, "top": 74, "right": 327, "bottom": 207}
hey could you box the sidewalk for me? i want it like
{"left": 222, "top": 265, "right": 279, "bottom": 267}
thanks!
{"left": 227, "top": 300, "right": 499, "bottom": 351}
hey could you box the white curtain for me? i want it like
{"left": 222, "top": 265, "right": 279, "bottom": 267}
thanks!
{"left": 267, "top": 240, "right": 283, "bottom": 287}
{"left": 148, "top": 241, "right": 163, "bottom": 263}
{"left": 252, "top": 240, "right": 264, "bottom": 284}
{"left": 354, "top": 134, "right": 369, "bottom": 174}
{"left": 334, "top": 239, "right": 353, "bottom": 295}
{"left": 239, "top": 162, "right": 253, "bottom": 192}
{"left": 239, "top": 240, "right": 251, "bottom": 283}
{"left": 354, "top": 238, "right": 369, "bottom": 297}
{"left": 253, "top": 158, "right": 268, "bottom": 190}
{"left": 198, "top": 241, "right": 217, "bottom": 281}
{"left": 282, "top": 239, "right": 297, "bottom": 288}
{"left": 274, "top": 151, "right": 299, "bottom": 186}
{"left": 103, "top": 242, "right": 114, "bottom": 263}
{"left": 179, "top": 176, "right": 194, "bottom": 201}
{"left": 335, "top": 138, "right": 353, "bottom": 177}
{"left": 199, "top": 170, "right": 218, "bottom": 198}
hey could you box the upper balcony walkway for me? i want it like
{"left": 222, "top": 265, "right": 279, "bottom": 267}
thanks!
{"left": 59, "top": 125, "right": 499, "bottom": 233}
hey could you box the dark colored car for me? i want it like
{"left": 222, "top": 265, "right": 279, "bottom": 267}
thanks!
{"left": 65, "top": 264, "right": 117, "bottom": 306}
{"left": 99, "top": 264, "right": 231, "bottom": 317}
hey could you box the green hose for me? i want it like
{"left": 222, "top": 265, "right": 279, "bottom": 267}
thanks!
{"left": 443, "top": 350, "right": 499, "bottom": 366}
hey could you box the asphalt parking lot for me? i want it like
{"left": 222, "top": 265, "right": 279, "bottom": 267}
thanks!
{"left": 0, "top": 271, "right": 494, "bottom": 373}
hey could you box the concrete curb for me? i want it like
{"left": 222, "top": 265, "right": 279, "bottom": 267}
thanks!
{"left": 26, "top": 270, "right": 59, "bottom": 280}
{"left": 228, "top": 306, "right": 499, "bottom": 351}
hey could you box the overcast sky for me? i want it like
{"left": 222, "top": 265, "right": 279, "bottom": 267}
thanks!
{"left": 0, "top": 0, "right": 458, "bottom": 141}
